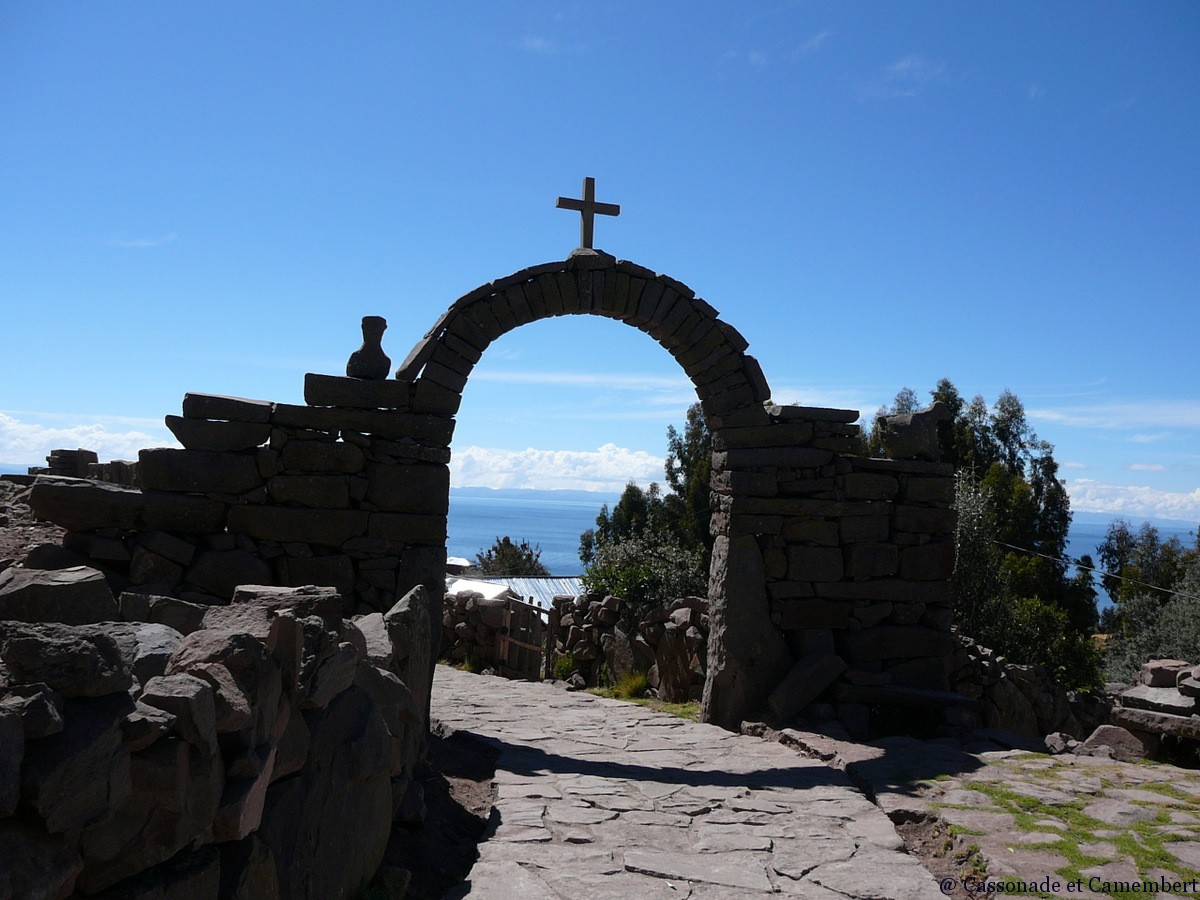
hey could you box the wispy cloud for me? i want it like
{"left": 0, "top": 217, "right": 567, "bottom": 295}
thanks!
{"left": 1127, "top": 463, "right": 1167, "bottom": 472}
{"left": 0, "top": 411, "right": 176, "bottom": 465}
{"left": 1131, "top": 432, "right": 1172, "bottom": 444}
{"left": 517, "top": 36, "right": 558, "bottom": 55}
{"left": 798, "top": 30, "right": 831, "bottom": 57}
{"left": 1062, "top": 461, "right": 1091, "bottom": 470}
{"left": 450, "top": 443, "right": 662, "bottom": 492}
{"left": 1067, "top": 477, "right": 1200, "bottom": 523}
{"left": 108, "top": 233, "right": 177, "bottom": 249}
{"left": 860, "top": 54, "right": 948, "bottom": 100}
{"left": 1027, "top": 83, "right": 1044, "bottom": 100}
{"left": 471, "top": 370, "right": 689, "bottom": 392}
{"left": 1029, "top": 399, "right": 1200, "bottom": 430}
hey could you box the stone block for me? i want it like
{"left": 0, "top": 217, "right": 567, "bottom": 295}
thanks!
{"left": 0, "top": 820, "right": 82, "bottom": 899}
{"left": 772, "top": 598, "right": 852, "bottom": 630}
{"left": 411, "top": 377, "right": 463, "bottom": 415}
{"left": 267, "top": 474, "right": 351, "bottom": 507}
{"left": 182, "top": 393, "right": 273, "bottom": 423}
{"left": 787, "top": 546, "right": 843, "bottom": 582}
{"left": 840, "top": 626, "right": 958, "bottom": 663}
{"left": 137, "top": 531, "right": 196, "bottom": 567}
{"left": 817, "top": 579, "right": 950, "bottom": 605}
{"left": 767, "top": 652, "right": 847, "bottom": 720}
{"left": 280, "top": 439, "right": 365, "bottom": 474}
{"left": 844, "top": 543, "right": 899, "bottom": 578}
{"left": 28, "top": 477, "right": 225, "bottom": 535}
{"left": 843, "top": 473, "right": 899, "bottom": 500}
{"left": 278, "top": 554, "right": 355, "bottom": 598}
{"left": 781, "top": 519, "right": 839, "bottom": 545}
{"left": 21, "top": 694, "right": 133, "bottom": 833}
{"left": 904, "top": 477, "right": 955, "bottom": 504}
{"left": 894, "top": 505, "right": 956, "bottom": 535}
{"left": 839, "top": 515, "right": 891, "bottom": 543}
{"left": 139, "top": 448, "right": 263, "bottom": 494}
{"left": 900, "top": 542, "right": 955, "bottom": 581}
{"left": 0, "top": 683, "right": 66, "bottom": 739}
{"left": 227, "top": 506, "right": 368, "bottom": 546}
{"left": 185, "top": 550, "right": 272, "bottom": 600}
{"left": 1078, "top": 724, "right": 1155, "bottom": 761}
{"left": 701, "top": 535, "right": 791, "bottom": 730}
{"left": 0, "top": 565, "right": 119, "bottom": 625}
{"left": 723, "top": 447, "right": 834, "bottom": 470}
{"left": 303, "top": 372, "right": 412, "bottom": 410}
{"left": 1119, "top": 683, "right": 1195, "bottom": 716}
{"left": 165, "top": 415, "right": 270, "bottom": 452}
{"left": 1110, "top": 705, "right": 1200, "bottom": 740}
{"left": 140, "top": 674, "right": 219, "bottom": 754}
{"left": 365, "top": 462, "right": 449, "bottom": 514}
{"left": 1, "top": 622, "right": 133, "bottom": 696}
{"left": 1140, "top": 658, "right": 1192, "bottom": 687}
{"left": 368, "top": 513, "right": 446, "bottom": 544}
{"left": 271, "top": 404, "right": 455, "bottom": 445}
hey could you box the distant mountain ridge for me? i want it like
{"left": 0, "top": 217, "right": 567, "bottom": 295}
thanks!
{"left": 450, "top": 486, "right": 620, "bottom": 505}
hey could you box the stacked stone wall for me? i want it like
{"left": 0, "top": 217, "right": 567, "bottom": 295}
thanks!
{"left": 0, "top": 583, "right": 428, "bottom": 899}
{"left": 16, "top": 252, "right": 961, "bottom": 741}
{"left": 706, "top": 404, "right": 959, "bottom": 737}
{"left": 27, "top": 375, "right": 450, "bottom": 622}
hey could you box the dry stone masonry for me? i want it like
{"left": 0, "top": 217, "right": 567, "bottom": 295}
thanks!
{"left": 16, "top": 251, "right": 959, "bottom": 741}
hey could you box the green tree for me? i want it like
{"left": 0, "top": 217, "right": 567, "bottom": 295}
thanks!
{"left": 664, "top": 402, "right": 713, "bottom": 570}
{"left": 579, "top": 403, "right": 713, "bottom": 615}
{"left": 474, "top": 536, "right": 550, "bottom": 576}
{"left": 1096, "top": 520, "right": 1194, "bottom": 607}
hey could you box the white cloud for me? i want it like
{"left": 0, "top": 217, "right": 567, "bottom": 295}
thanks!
{"left": 0, "top": 411, "right": 176, "bottom": 465}
{"left": 472, "top": 369, "right": 688, "bottom": 391}
{"left": 1066, "top": 478, "right": 1200, "bottom": 522}
{"left": 1062, "top": 461, "right": 1090, "bottom": 470}
{"left": 1030, "top": 399, "right": 1200, "bottom": 430}
{"left": 798, "top": 30, "right": 831, "bottom": 56}
{"left": 1131, "top": 432, "right": 1172, "bottom": 443}
{"left": 450, "top": 443, "right": 663, "bottom": 492}
{"left": 1128, "top": 463, "right": 1167, "bottom": 472}
{"left": 861, "top": 54, "right": 948, "bottom": 99}
{"left": 1027, "top": 83, "right": 1044, "bottom": 100}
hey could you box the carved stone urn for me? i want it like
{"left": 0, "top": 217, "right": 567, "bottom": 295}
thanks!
{"left": 346, "top": 315, "right": 391, "bottom": 380}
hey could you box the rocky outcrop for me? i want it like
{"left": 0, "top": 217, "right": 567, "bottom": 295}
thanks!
{"left": 0, "top": 583, "right": 424, "bottom": 899}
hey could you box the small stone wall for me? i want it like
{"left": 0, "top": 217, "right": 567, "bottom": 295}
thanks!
{"left": 0, "top": 582, "right": 429, "bottom": 899}
{"left": 707, "top": 404, "right": 959, "bottom": 736}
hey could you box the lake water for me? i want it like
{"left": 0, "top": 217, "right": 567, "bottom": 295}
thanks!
{"left": 448, "top": 491, "right": 615, "bottom": 575}
{"left": 449, "top": 491, "right": 1198, "bottom": 611}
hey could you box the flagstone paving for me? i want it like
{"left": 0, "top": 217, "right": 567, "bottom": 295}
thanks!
{"left": 433, "top": 666, "right": 1200, "bottom": 899}
{"left": 432, "top": 665, "right": 945, "bottom": 899}
{"left": 786, "top": 729, "right": 1200, "bottom": 899}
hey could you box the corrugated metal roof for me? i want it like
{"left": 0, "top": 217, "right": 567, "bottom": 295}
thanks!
{"left": 468, "top": 576, "right": 585, "bottom": 611}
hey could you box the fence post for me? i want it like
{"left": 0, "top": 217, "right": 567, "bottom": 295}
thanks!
{"left": 544, "top": 605, "right": 560, "bottom": 680}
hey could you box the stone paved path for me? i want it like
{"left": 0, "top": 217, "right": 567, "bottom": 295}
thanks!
{"left": 432, "top": 665, "right": 945, "bottom": 899}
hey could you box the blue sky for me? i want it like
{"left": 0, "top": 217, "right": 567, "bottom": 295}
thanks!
{"left": 2, "top": 3, "right": 1198, "bottom": 522}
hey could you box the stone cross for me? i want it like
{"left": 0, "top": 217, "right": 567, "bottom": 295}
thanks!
{"left": 556, "top": 177, "right": 620, "bottom": 250}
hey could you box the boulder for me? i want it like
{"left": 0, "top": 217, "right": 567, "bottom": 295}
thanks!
{"left": 140, "top": 674, "right": 219, "bottom": 755}
{"left": 257, "top": 685, "right": 393, "bottom": 900}
{"left": 75, "top": 738, "right": 225, "bottom": 893}
{"left": 21, "top": 694, "right": 134, "bottom": 834}
{"left": 1140, "top": 658, "right": 1192, "bottom": 687}
{"left": 0, "top": 565, "right": 119, "bottom": 625}
{"left": 0, "top": 682, "right": 66, "bottom": 739}
{"left": 1077, "top": 724, "right": 1155, "bottom": 761}
{"left": 0, "top": 622, "right": 133, "bottom": 697}
{"left": 0, "top": 820, "right": 83, "bottom": 900}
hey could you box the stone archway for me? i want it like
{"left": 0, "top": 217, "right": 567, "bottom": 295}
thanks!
{"left": 398, "top": 250, "right": 798, "bottom": 728}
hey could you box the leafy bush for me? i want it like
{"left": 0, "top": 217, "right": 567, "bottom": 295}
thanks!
{"left": 551, "top": 652, "right": 576, "bottom": 681}
{"left": 474, "top": 535, "right": 550, "bottom": 576}
{"left": 582, "top": 529, "right": 706, "bottom": 630}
